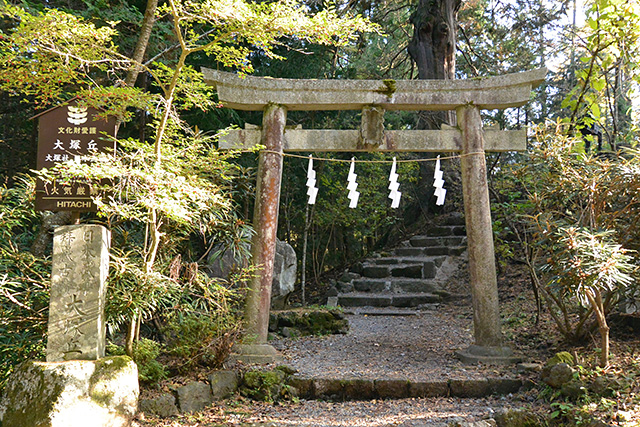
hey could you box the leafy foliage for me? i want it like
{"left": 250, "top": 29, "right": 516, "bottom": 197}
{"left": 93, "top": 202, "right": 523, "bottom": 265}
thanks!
{"left": 107, "top": 339, "right": 167, "bottom": 384}
{"left": 0, "top": 3, "right": 122, "bottom": 104}
{"left": 0, "top": 0, "right": 377, "bottom": 358}
{"left": 0, "top": 177, "right": 49, "bottom": 387}
{"left": 543, "top": 228, "right": 634, "bottom": 309}
{"left": 561, "top": 0, "right": 640, "bottom": 146}
{"left": 493, "top": 123, "right": 640, "bottom": 366}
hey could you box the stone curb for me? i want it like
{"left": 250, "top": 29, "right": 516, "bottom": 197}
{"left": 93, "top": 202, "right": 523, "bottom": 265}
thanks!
{"left": 139, "top": 370, "right": 524, "bottom": 419}
{"left": 288, "top": 376, "right": 523, "bottom": 401}
{"left": 139, "top": 370, "right": 239, "bottom": 418}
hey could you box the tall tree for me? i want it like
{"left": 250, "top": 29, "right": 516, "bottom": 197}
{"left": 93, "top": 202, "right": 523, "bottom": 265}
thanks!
{"left": 408, "top": 0, "right": 461, "bottom": 128}
{"left": 1, "top": 0, "right": 375, "bottom": 355}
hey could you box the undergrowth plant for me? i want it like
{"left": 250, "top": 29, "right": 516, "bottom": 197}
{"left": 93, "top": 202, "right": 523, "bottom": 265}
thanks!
{"left": 0, "top": 177, "right": 50, "bottom": 387}
{"left": 0, "top": 174, "right": 251, "bottom": 387}
{"left": 492, "top": 121, "right": 640, "bottom": 367}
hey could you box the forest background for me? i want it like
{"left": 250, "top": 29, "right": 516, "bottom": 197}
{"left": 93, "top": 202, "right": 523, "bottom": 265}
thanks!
{"left": 1, "top": 0, "right": 640, "bottom": 404}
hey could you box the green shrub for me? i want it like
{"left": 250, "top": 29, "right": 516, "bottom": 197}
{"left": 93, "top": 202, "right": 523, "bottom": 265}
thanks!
{"left": 164, "top": 309, "right": 241, "bottom": 371}
{"left": 493, "top": 124, "right": 640, "bottom": 366}
{"left": 107, "top": 339, "right": 166, "bottom": 384}
{"left": 133, "top": 338, "right": 167, "bottom": 384}
{"left": 0, "top": 177, "right": 50, "bottom": 388}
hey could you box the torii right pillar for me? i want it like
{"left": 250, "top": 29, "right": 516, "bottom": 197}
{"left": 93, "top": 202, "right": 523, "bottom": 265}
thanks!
{"left": 456, "top": 104, "right": 518, "bottom": 364}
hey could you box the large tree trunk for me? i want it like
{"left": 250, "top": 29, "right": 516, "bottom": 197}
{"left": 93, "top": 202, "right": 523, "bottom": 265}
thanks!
{"left": 408, "top": 0, "right": 461, "bottom": 129}
{"left": 407, "top": 0, "right": 462, "bottom": 211}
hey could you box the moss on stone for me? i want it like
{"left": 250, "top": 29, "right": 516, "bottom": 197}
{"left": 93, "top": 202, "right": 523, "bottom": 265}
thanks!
{"left": 1, "top": 358, "right": 138, "bottom": 426}
{"left": 545, "top": 351, "right": 575, "bottom": 367}
{"left": 0, "top": 361, "right": 64, "bottom": 427}
{"left": 275, "top": 365, "right": 296, "bottom": 376}
{"left": 379, "top": 79, "right": 397, "bottom": 97}
{"left": 241, "top": 369, "right": 286, "bottom": 402}
{"left": 90, "top": 389, "right": 116, "bottom": 407}
{"left": 88, "top": 356, "right": 133, "bottom": 407}
{"left": 89, "top": 356, "right": 132, "bottom": 384}
{"left": 495, "top": 409, "right": 544, "bottom": 427}
{"left": 270, "top": 309, "right": 348, "bottom": 337}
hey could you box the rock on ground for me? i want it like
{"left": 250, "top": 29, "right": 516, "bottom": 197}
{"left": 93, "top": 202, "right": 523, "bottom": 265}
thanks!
{"left": 138, "top": 393, "right": 178, "bottom": 418}
{"left": 176, "top": 381, "right": 213, "bottom": 413}
{"left": 0, "top": 356, "right": 138, "bottom": 427}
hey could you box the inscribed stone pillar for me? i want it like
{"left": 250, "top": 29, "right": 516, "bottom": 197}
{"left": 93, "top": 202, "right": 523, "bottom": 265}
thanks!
{"left": 244, "top": 103, "right": 287, "bottom": 344}
{"left": 46, "top": 224, "right": 110, "bottom": 362}
{"left": 457, "top": 105, "right": 503, "bottom": 348}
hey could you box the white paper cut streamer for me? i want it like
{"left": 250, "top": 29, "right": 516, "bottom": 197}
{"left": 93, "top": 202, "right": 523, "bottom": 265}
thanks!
{"left": 433, "top": 155, "right": 447, "bottom": 206}
{"left": 388, "top": 157, "right": 401, "bottom": 208}
{"left": 306, "top": 155, "right": 318, "bottom": 205}
{"left": 347, "top": 157, "right": 360, "bottom": 208}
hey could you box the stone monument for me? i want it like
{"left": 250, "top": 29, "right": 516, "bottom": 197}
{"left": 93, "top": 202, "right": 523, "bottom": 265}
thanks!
{"left": 47, "top": 224, "right": 110, "bottom": 361}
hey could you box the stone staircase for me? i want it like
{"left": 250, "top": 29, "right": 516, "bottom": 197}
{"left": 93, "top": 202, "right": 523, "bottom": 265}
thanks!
{"left": 333, "top": 214, "right": 467, "bottom": 309}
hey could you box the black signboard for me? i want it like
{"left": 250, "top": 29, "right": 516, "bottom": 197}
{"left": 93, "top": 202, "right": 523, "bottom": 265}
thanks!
{"left": 34, "top": 100, "right": 116, "bottom": 212}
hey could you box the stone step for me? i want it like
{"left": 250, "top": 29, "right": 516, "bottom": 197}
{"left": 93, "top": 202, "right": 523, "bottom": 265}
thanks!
{"left": 352, "top": 278, "right": 443, "bottom": 294}
{"left": 289, "top": 376, "right": 521, "bottom": 401}
{"left": 393, "top": 247, "right": 427, "bottom": 257}
{"left": 409, "top": 235, "right": 467, "bottom": 248}
{"left": 288, "top": 376, "right": 522, "bottom": 401}
{"left": 368, "top": 255, "right": 447, "bottom": 266}
{"left": 361, "top": 263, "right": 424, "bottom": 279}
{"left": 351, "top": 278, "right": 388, "bottom": 293}
{"left": 424, "top": 225, "right": 466, "bottom": 237}
{"left": 337, "top": 292, "right": 441, "bottom": 308}
{"left": 395, "top": 246, "right": 466, "bottom": 257}
{"left": 361, "top": 261, "right": 440, "bottom": 280}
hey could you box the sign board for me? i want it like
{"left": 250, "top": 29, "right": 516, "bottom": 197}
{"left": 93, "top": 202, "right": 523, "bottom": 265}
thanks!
{"left": 34, "top": 100, "right": 116, "bottom": 211}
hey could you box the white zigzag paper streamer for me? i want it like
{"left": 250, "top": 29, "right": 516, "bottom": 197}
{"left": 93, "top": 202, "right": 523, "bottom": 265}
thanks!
{"left": 388, "top": 157, "right": 401, "bottom": 208}
{"left": 306, "top": 155, "right": 318, "bottom": 205}
{"left": 347, "top": 157, "right": 360, "bottom": 208}
{"left": 433, "top": 155, "right": 447, "bottom": 206}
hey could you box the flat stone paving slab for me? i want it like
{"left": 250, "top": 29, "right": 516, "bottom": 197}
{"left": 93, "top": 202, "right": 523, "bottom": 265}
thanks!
{"left": 344, "top": 308, "right": 420, "bottom": 316}
{"left": 337, "top": 293, "right": 441, "bottom": 308}
{"left": 337, "top": 294, "right": 394, "bottom": 307}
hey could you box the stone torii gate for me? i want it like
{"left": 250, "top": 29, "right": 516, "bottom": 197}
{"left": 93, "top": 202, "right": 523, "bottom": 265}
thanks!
{"left": 203, "top": 67, "right": 546, "bottom": 364}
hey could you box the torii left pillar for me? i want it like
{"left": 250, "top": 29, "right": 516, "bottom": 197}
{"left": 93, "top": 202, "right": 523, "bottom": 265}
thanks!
{"left": 235, "top": 103, "right": 287, "bottom": 363}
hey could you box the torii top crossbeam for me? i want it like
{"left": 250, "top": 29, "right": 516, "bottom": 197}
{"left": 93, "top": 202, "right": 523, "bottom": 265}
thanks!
{"left": 202, "top": 67, "right": 546, "bottom": 111}
{"left": 203, "top": 68, "right": 546, "bottom": 153}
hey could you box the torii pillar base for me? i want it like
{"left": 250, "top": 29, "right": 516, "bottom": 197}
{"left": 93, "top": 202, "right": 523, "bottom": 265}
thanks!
{"left": 456, "top": 345, "right": 521, "bottom": 365}
{"left": 230, "top": 344, "right": 284, "bottom": 365}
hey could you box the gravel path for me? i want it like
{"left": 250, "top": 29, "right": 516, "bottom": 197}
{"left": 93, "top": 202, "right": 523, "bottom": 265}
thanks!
{"left": 230, "top": 396, "right": 520, "bottom": 426}
{"left": 137, "top": 301, "right": 535, "bottom": 426}
{"left": 271, "top": 307, "right": 513, "bottom": 381}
